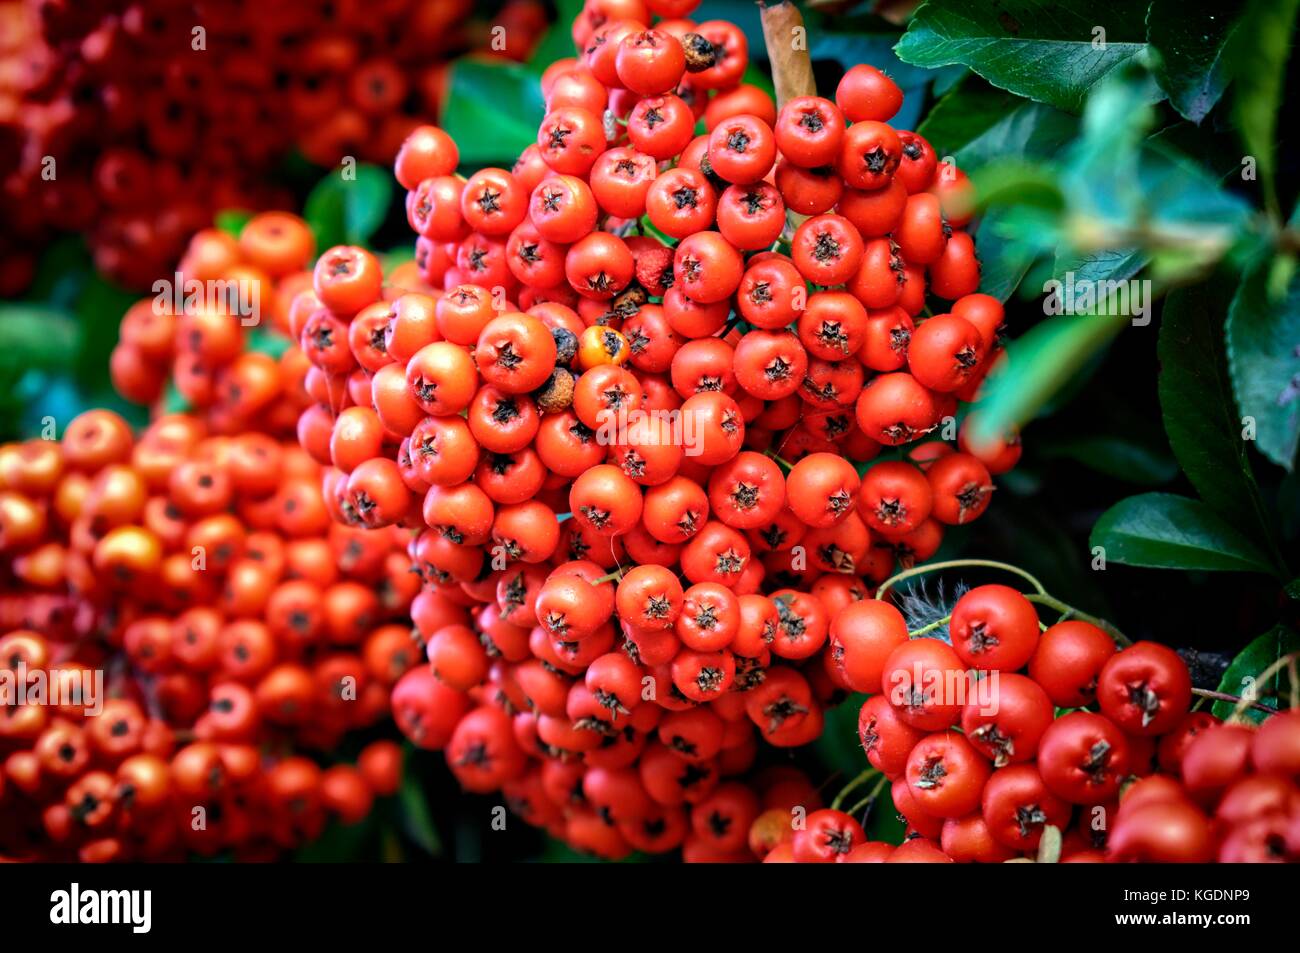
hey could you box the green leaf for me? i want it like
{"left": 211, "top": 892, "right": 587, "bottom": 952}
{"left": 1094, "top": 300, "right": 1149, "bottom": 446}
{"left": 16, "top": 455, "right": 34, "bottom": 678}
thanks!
{"left": 26, "top": 237, "right": 92, "bottom": 309}
{"left": 1147, "top": 0, "right": 1244, "bottom": 122}
{"left": 917, "top": 79, "right": 1024, "bottom": 158}
{"left": 1229, "top": 0, "right": 1300, "bottom": 217}
{"left": 1226, "top": 254, "right": 1300, "bottom": 470}
{"left": 0, "top": 306, "right": 80, "bottom": 372}
{"left": 1159, "top": 282, "right": 1276, "bottom": 549}
{"left": 1212, "top": 626, "right": 1300, "bottom": 724}
{"left": 1090, "top": 492, "right": 1279, "bottom": 574}
{"left": 443, "top": 57, "right": 546, "bottom": 168}
{"left": 1037, "top": 434, "right": 1178, "bottom": 485}
{"left": 953, "top": 100, "right": 1079, "bottom": 171}
{"left": 73, "top": 274, "right": 137, "bottom": 392}
{"left": 215, "top": 209, "right": 253, "bottom": 238}
{"left": 304, "top": 163, "right": 393, "bottom": 251}
{"left": 895, "top": 0, "right": 1154, "bottom": 114}
{"left": 526, "top": 0, "right": 582, "bottom": 71}
{"left": 967, "top": 311, "right": 1128, "bottom": 448}
{"left": 396, "top": 768, "right": 442, "bottom": 857}
{"left": 972, "top": 206, "right": 1040, "bottom": 301}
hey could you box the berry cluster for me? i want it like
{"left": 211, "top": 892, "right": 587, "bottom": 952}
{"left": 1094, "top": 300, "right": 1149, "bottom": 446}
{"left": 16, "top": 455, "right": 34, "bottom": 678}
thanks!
{"left": 0, "top": 218, "right": 424, "bottom": 859}
{"left": 108, "top": 211, "right": 317, "bottom": 414}
{"left": 0, "top": 0, "right": 546, "bottom": 292}
{"left": 758, "top": 583, "right": 1299, "bottom": 863}
{"left": 285, "top": 0, "right": 1026, "bottom": 860}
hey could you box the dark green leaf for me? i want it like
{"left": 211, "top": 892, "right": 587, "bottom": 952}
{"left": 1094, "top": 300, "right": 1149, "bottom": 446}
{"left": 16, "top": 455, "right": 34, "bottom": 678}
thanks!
{"left": 293, "top": 816, "right": 376, "bottom": 862}
{"left": 1037, "top": 434, "right": 1178, "bottom": 485}
{"left": 73, "top": 275, "right": 136, "bottom": 392}
{"left": 917, "top": 79, "right": 1023, "bottom": 157}
{"left": 1226, "top": 253, "right": 1300, "bottom": 470}
{"left": 1159, "top": 282, "right": 1276, "bottom": 549}
{"left": 953, "top": 101, "right": 1079, "bottom": 171}
{"left": 967, "top": 312, "right": 1128, "bottom": 448}
{"left": 1090, "top": 492, "right": 1279, "bottom": 574}
{"left": 443, "top": 57, "right": 546, "bottom": 168}
{"left": 396, "top": 768, "right": 442, "bottom": 857}
{"left": 26, "top": 237, "right": 92, "bottom": 308}
{"left": 1212, "top": 626, "right": 1300, "bottom": 723}
{"left": 304, "top": 163, "right": 393, "bottom": 250}
{"left": 972, "top": 207, "right": 1040, "bottom": 301}
{"left": 895, "top": 0, "right": 1153, "bottom": 114}
{"left": 1228, "top": 0, "right": 1300, "bottom": 217}
{"left": 1147, "top": 0, "right": 1245, "bottom": 122}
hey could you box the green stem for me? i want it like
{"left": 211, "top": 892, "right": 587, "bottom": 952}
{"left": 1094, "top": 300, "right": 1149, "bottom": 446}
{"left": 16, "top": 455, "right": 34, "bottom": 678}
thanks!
{"left": 1023, "top": 593, "right": 1131, "bottom": 647}
{"left": 908, "top": 614, "right": 951, "bottom": 637}
{"left": 846, "top": 775, "right": 888, "bottom": 817}
{"left": 764, "top": 450, "right": 793, "bottom": 471}
{"left": 875, "top": 557, "right": 1132, "bottom": 647}
{"left": 593, "top": 570, "right": 624, "bottom": 584}
{"left": 830, "top": 767, "right": 879, "bottom": 812}
{"left": 876, "top": 558, "right": 1048, "bottom": 601}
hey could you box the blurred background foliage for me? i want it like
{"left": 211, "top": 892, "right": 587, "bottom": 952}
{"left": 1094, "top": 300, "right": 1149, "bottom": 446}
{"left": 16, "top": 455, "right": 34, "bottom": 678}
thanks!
{"left": 3, "top": 0, "right": 1299, "bottom": 860}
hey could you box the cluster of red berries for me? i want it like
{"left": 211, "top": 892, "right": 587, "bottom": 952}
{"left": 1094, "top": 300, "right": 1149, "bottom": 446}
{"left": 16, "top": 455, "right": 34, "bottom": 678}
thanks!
{"left": 108, "top": 211, "right": 319, "bottom": 414}
{"left": 756, "top": 583, "right": 1299, "bottom": 863}
{"left": 0, "top": 0, "right": 547, "bottom": 292}
{"left": 278, "top": 0, "right": 1030, "bottom": 860}
{"left": 0, "top": 221, "right": 427, "bottom": 858}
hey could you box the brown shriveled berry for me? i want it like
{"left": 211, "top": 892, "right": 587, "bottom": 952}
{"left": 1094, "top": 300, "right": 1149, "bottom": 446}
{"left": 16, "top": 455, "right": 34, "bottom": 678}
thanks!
{"left": 536, "top": 368, "right": 576, "bottom": 412}
{"left": 681, "top": 34, "right": 718, "bottom": 73}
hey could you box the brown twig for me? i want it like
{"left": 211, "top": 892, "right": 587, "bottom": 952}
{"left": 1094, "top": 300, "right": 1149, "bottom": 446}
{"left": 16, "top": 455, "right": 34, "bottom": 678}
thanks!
{"left": 758, "top": 2, "right": 817, "bottom": 107}
{"left": 1190, "top": 687, "right": 1278, "bottom": 716}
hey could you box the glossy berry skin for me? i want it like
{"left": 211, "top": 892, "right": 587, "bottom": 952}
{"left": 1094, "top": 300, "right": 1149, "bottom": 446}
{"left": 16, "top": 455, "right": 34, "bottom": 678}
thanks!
{"left": 774, "top": 96, "right": 845, "bottom": 169}
{"left": 948, "top": 584, "right": 1040, "bottom": 673}
{"left": 1028, "top": 621, "right": 1117, "bottom": 708}
{"left": 1096, "top": 641, "right": 1193, "bottom": 736}
{"left": 904, "top": 732, "right": 990, "bottom": 819}
{"left": 792, "top": 809, "right": 865, "bottom": 863}
{"left": 981, "top": 763, "right": 1071, "bottom": 852}
{"left": 960, "top": 673, "right": 1053, "bottom": 767}
{"left": 829, "top": 600, "right": 908, "bottom": 694}
{"left": 1037, "top": 712, "right": 1131, "bottom": 804}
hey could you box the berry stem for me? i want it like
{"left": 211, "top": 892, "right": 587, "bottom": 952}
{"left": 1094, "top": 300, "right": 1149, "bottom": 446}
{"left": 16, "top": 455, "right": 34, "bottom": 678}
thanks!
{"left": 1022, "top": 592, "right": 1131, "bottom": 647}
{"left": 875, "top": 557, "right": 1133, "bottom": 646}
{"left": 593, "top": 570, "right": 624, "bottom": 584}
{"left": 1227, "top": 651, "right": 1300, "bottom": 721}
{"left": 876, "top": 558, "right": 1048, "bottom": 599}
{"left": 1190, "top": 687, "right": 1278, "bottom": 716}
{"left": 763, "top": 450, "right": 793, "bottom": 471}
{"left": 908, "top": 614, "right": 951, "bottom": 637}
{"left": 846, "top": 775, "right": 888, "bottom": 817}
{"left": 830, "top": 766, "right": 880, "bottom": 811}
